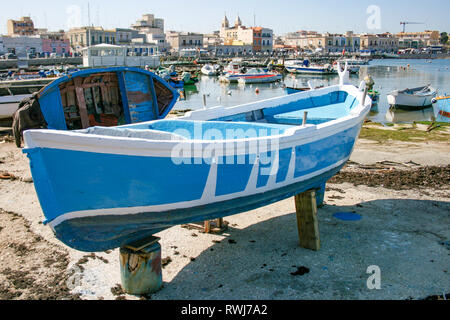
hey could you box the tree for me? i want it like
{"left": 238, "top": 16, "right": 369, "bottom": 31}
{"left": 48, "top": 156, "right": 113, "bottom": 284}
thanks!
{"left": 440, "top": 32, "right": 448, "bottom": 44}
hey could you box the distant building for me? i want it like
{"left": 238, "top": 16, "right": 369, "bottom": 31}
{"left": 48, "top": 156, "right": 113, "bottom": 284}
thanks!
{"left": 131, "top": 14, "right": 168, "bottom": 52}
{"left": 283, "top": 31, "right": 360, "bottom": 53}
{"left": 68, "top": 27, "right": 117, "bottom": 52}
{"left": 115, "top": 28, "right": 140, "bottom": 45}
{"left": 219, "top": 14, "right": 273, "bottom": 53}
{"left": 203, "top": 32, "right": 222, "bottom": 48}
{"left": 38, "top": 30, "right": 71, "bottom": 55}
{"left": 131, "top": 14, "right": 165, "bottom": 34}
{"left": 1, "top": 35, "right": 43, "bottom": 57}
{"left": 165, "top": 31, "right": 203, "bottom": 53}
{"left": 7, "top": 17, "right": 36, "bottom": 36}
{"left": 396, "top": 30, "right": 440, "bottom": 49}
{"left": 360, "top": 33, "right": 399, "bottom": 53}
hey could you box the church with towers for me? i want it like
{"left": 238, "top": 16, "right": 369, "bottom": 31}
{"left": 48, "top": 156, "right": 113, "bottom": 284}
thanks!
{"left": 219, "top": 14, "right": 274, "bottom": 53}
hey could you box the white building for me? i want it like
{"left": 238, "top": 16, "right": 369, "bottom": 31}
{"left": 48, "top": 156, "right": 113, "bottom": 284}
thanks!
{"left": 131, "top": 14, "right": 168, "bottom": 52}
{"left": 82, "top": 44, "right": 160, "bottom": 68}
{"left": 166, "top": 31, "right": 203, "bottom": 53}
{"left": 1, "top": 35, "right": 43, "bottom": 57}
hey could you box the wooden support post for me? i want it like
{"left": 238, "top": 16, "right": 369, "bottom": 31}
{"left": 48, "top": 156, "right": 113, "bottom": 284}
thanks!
{"left": 294, "top": 189, "right": 321, "bottom": 251}
{"left": 204, "top": 220, "right": 211, "bottom": 233}
{"left": 183, "top": 218, "right": 229, "bottom": 234}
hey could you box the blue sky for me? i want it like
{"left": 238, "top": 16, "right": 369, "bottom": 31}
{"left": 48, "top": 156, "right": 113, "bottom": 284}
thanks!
{"left": 0, "top": 0, "right": 448, "bottom": 35}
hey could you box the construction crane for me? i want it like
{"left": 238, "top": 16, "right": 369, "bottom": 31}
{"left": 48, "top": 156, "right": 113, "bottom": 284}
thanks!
{"left": 400, "top": 22, "right": 424, "bottom": 33}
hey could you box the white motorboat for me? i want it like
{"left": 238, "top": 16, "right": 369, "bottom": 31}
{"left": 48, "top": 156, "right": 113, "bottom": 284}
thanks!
{"left": 220, "top": 68, "right": 281, "bottom": 83}
{"left": 285, "top": 60, "right": 336, "bottom": 75}
{"left": 0, "top": 94, "right": 32, "bottom": 119}
{"left": 387, "top": 85, "right": 437, "bottom": 109}
{"left": 201, "top": 64, "right": 220, "bottom": 76}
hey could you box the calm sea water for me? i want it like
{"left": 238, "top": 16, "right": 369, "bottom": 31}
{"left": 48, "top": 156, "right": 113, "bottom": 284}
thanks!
{"left": 174, "top": 59, "right": 450, "bottom": 124}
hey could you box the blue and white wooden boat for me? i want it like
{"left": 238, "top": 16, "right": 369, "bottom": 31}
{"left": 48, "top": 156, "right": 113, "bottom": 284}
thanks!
{"left": 22, "top": 74, "right": 371, "bottom": 252}
{"left": 13, "top": 67, "right": 179, "bottom": 133}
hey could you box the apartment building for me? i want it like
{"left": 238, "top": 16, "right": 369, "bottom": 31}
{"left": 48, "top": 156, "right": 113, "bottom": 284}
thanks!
{"left": 166, "top": 31, "right": 203, "bottom": 53}
{"left": 396, "top": 30, "right": 440, "bottom": 49}
{"left": 7, "top": 17, "right": 36, "bottom": 36}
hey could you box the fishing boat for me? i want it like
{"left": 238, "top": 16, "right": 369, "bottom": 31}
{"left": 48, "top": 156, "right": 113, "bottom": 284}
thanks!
{"left": 22, "top": 69, "right": 372, "bottom": 252}
{"left": 432, "top": 96, "right": 450, "bottom": 123}
{"left": 201, "top": 64, "right": 220, "bottom": 76}
{"left": 13, "top": 67, "right": 179, "bottom": 146}
{"left": 220, "top": 68, "right": 281, "bottom": 83}
{"left": 236, "top": 69, "right": 282, "bottom": 84}
{"left": 0, "top": 94, "right": 32, "bottom": 119}
{"left": 0, "top": 78, "right": 58, "bottom": 119}
{"left": 387, "top": 85, "right": 437, "bottom": 109}
{"left": 285, "top": 60, "right": 336, "bottom": 75}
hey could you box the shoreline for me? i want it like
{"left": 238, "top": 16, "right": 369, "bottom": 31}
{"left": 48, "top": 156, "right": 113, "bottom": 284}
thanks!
{"left": 0, "top": 132, "right": 449, "bottom": 300}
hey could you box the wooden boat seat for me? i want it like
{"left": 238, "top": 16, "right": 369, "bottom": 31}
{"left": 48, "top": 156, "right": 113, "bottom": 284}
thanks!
{"left": 265, "top": 102, "right": 351, "bottom": 125}
{"left": 121, "top": 120, "right": 292, "bottom": 140}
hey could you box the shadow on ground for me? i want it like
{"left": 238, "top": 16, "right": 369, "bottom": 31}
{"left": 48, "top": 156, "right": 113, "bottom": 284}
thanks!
{"left": 154, "top": 198, "right": 449, "bottom": 300}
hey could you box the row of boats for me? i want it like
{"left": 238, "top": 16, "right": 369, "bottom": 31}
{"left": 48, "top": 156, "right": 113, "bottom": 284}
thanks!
{"left": 198, "top": 57, "right": 368, "bottom": 85}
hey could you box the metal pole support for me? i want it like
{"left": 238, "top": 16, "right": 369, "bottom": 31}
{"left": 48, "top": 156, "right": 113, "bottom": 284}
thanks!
{"left": 119, "top": 236, "right": 163, "bottom": 295}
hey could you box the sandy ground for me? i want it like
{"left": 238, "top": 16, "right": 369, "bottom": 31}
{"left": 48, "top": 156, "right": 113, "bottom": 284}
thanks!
{"left": 0, "top": 135, "right": 449, "bottom": 300}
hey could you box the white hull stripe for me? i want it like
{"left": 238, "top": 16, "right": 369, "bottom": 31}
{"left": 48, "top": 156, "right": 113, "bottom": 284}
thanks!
{"left": 48, "top": 157, "right": 349, "bottom": 228}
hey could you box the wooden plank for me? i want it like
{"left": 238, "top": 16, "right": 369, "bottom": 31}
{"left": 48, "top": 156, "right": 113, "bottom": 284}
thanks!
{"left": 204, "top": 220, "right": 211, "bottom": 234}
{"left": 123, "top": 236, "right": 161, "bottom": 253}
{"left": 74, "top": 78, "right": 90, "bottom": 129}
{"left": 294, "top": 190, "right": 320, "bottom": 251}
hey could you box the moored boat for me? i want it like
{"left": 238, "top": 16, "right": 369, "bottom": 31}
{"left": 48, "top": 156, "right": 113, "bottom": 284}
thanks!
{"left": 201, "top": 64, "right": 220, "bottom": 76}
{"left": 220, "top": 68, "right": 281, "bottom": 83}
{"left": 387, "top": 85, "right": 437, "bottom": 109}
{"left": 237, "top": 69, "right": 282, "bottom": 84}
{"left": 22, "top": 74, "right": 372, "bottom": 252}
{"left": 285, "top": 59, "right": 336, "bottom": 75}
{"left": 12, "top": 67, "right": 179, "bottom": 147}
{"left": 0, "top": 94, "right": 32, "bottom": 119}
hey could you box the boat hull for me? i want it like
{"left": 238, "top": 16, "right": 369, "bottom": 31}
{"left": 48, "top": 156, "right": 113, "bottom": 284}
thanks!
{"left": 238, "top": 75, "right": 282, "bottom": 84}
{"left": 433, "top": 97, "right": 450, "bottom": 123}
{"left": 24, "top": 119, "right": 363, "bottom": 252}
{"left": 285, "top": 66, "right": 336, "bottom": 75}
{"left": 0, "top": 94, "right": 31, "bottom": 119}
{"left": 387, "top": 88, "right": 436, "bottom": 109}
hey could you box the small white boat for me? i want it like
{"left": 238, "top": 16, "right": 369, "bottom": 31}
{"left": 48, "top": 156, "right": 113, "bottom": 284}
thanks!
{"left": 236, "top": 69, "right": 282, "bottom": 84}
{"left": 220, "top": 68, "right": 281, "bottom": 84}
{"left": 333, "top": 60, "right": 360, "bottom": 74}
{"left": 387, "top": 85, "right": 437, "bottom": 109}
{"left": 0, "top": 94, "right": 32, "bottom": 119}
{"left": 285, "top": 60, "right": 336, "bottom": 75}
{"left": 201, "top": 64, "right": 220, "bottom": 76}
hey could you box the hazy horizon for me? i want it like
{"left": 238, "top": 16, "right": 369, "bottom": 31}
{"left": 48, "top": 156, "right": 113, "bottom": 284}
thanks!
{"left": 0, "top": 0, "right": 449, "bottom": 36}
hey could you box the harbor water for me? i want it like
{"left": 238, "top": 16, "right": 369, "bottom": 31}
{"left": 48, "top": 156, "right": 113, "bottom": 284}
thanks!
{"left": 174, "top": 59, "right": 450, "bottom": 124}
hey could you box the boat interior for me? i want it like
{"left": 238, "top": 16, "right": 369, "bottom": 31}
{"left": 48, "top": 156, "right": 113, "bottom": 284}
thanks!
{"left": 77, "top": 90, "right": 360, "bottom": 141}
{"left": 55, "top": 71, "right": 175, "bottom": 130}
{"left": 59, "top": 72, "right": 124, "bottom": 130}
